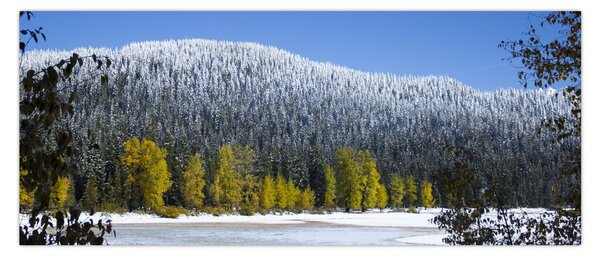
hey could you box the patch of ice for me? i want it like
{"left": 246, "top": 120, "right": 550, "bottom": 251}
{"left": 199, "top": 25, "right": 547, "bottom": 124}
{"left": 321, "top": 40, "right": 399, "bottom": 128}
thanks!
{"left": 395, "top": 234, "right": 446, "bottom": 245}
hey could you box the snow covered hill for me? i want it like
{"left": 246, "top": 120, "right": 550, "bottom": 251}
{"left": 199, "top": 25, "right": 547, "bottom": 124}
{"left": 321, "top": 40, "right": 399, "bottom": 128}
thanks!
{"left": 19, "top": 39, "right": 575, "bottom": 207}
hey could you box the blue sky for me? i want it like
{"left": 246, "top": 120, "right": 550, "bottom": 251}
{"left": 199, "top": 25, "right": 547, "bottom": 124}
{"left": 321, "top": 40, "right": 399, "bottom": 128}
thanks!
{"left": 20, "top": 11, "right": 552, "bottom": 92}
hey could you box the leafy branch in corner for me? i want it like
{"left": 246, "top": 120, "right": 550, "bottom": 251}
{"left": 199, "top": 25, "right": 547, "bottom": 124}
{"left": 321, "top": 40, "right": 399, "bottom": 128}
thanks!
{"left": 19, "top": 11, "right": 115, "bottom": 245}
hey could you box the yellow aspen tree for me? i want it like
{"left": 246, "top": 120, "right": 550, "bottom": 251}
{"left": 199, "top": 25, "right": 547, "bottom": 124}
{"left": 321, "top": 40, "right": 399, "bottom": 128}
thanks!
{"left": 181, "top": 153, "right": 206, "bottom": 209}
{"left": 275, "top": 173, "right": 288, "bottom": 209}
{"left": 19, "top": 170, "right": 34, "bottom": 211}
{"left": 49, "top": 176, "right": 70, "bottom": 208}
{"left": 389, "top": 175, "right": 405, "bottom": 209}
{"left": 361, "top": 157, "right": 380, "bottom": 210}
{"left": 287, "top": 179, "right": 300, "bottom": 211}
{"left": 334, "top": 147, "right": 362, "bottom": 210}
{"left": 323, "top": 164, "right": 336, "bottom": 209}
{"left": 376, "top": 184, "right": 388, "bottom": 210}
{"left": 404, "top": 176, "right": 418, "bottom": 207}
{"left": 259, "top": 174, "right": 276, "bottom": 210}
{"left": 297, "top": 187, "right": 316, "bottom": 211}
{"left": 211, "top": 144, "right": 241, "bottom": 210}
{"left": 121, "top": 137, "right": 173, "bottom": 209}
{"left": 421, "top": 180, "right": 435, "bottom": 208}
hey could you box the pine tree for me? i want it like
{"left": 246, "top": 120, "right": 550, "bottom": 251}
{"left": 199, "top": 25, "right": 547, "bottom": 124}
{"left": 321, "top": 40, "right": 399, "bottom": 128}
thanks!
{"left": 81, "top": 177, "right": 100, "bottom": 212}
{"left": 211, "top": 144, "right": 242, "bottom": 210}
{"left": 181, "top": 153, "right": 206, "bottom": 210}
{"left": 275, "top": 173, "right": 288, "bottom": 210}
{"left": 389, "top": 175, "right": 405, "bottom": 209}
{"left": 65, "top": 177, "right": 77, "bottom": 208}
{"left": 233, "top": 145, "right": 256, "bottom": 177}
{"left": 421, "top": 180, "right": 435, "bottom": 208}
{"left": 234, "top": 145, "right": 259, "bottom": 215}
{"left": 323, "top": 164, "right": 336, "bottom": 209}
{"left": 404, "top": 176, "right": 418, "bottom": 207}
{"left": 121, "top": 137, "right": 173, "bottom": 209}
{"left": 259, "top": 174, "right": 276, "bottom": 210}
{"left": 376, "top": 184, "right": 388, "bottom": 210}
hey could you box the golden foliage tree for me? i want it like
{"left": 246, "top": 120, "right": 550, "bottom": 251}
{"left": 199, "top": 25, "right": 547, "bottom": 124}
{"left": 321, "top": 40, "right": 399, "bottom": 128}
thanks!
{"left": 421, "top": 180, "right": 435, "bottom": 208}
{"left": 323, "top": 164, "right": 336, "bottom": 209}
{"left": 19, "top": 170, "right": 34, "bottom": 211}
{"left": 389, "top": 175, "right": 405, "bottom": 209}
{"left": 334, "top": 147, "right": 362, "bottom": 210}
{"left": 121, "top": 137, "right": 173, "bottom": 209}
{"left": 360, "top": 152, "right": 381, "bottom": 210}
{"left": 181, "top": 153, "right": 206, "bottom": 209}
{"left": 210, "top": 144, "right": 242, "bottom": 209}
{"left": 49, "top": 176, "right": 70, "bottom": 208}
{"left": 259, "top": 174, "right": 276, "bottom": 210}
{"left": 376, "top": 184, "right": 388, "bottom": 210}
{"left": 404, "top": 176, "right": 418, "bottom": 207}
{"left": 297, "top": 187, "right": 316, "bottom": 211}
{"left": 287, "top": 179, "right": 301, "bottom": 210}
{"left": 275, "top": 173, "right": 288, "bottom": 209}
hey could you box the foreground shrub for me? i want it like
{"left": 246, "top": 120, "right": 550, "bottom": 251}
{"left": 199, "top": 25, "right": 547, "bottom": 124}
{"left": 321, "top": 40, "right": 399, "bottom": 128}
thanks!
{"left": 101, "top": 201, "right": 128, "bottom": 214}
{"left": 203, "top": 206, "right": 227, "bottom": 216}
{"left": 153, "top": 206, "right": 190, "bottom": 218}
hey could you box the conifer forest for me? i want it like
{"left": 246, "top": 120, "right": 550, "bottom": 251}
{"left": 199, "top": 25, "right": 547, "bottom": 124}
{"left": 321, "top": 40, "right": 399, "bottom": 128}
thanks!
{"left": 19, "top": 39, "right": 576, "bottom": 213}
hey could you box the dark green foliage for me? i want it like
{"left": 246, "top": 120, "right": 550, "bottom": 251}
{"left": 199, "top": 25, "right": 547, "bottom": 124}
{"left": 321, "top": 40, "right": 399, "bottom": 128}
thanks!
{"left": 432, "top": 145, "right": 482, "bottom": 208}
{"left": 403, "top": 176, "right": 418, "bottom": 207}
{"left": 499, "top": 12, "right": 580, "bottom": 90}
{"left": 432, "top": 207, "right": 581, "bottom": 245}
{"left": 19, "top": 30, "right": 110, "bottom": 214}
{"left": 80, "top": 177, "right": 99, "bottom": 212}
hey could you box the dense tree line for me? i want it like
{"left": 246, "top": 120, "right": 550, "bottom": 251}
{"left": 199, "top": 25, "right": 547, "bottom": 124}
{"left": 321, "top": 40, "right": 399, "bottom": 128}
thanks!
{"left": 19, "top": 39, "right": 576, "bottom": 211}
{"left": 21, "top": 137, "right": 443, "bottom": 214}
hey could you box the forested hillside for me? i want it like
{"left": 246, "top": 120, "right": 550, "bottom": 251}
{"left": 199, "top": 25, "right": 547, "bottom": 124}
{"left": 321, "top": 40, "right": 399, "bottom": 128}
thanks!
{"left": 20, "top": 39, "right": 575, "bottom": 210}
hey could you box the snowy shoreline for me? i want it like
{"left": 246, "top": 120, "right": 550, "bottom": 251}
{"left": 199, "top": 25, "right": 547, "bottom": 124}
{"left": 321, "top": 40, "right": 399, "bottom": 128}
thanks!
{"left": 19, "top": 208, "right": 443, "bottom": 226}
{"left": 20, "top": 209, "right": 448, "bottom": 245}
{"left": 19, "top": 208, "right": 551, "bottom": 246}
{"left": 99, "top": 209, "right": 442, "bottom": 227}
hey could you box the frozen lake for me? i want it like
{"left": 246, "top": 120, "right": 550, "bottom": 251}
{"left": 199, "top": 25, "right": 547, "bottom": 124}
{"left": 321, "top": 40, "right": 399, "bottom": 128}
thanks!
{"left": 106, "top": 222, "right": 443, "bottom": 246}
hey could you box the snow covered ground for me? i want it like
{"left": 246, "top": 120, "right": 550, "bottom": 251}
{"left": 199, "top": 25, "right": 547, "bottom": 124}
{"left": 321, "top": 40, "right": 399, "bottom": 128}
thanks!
{"left": 87, "top": 208, "right": 441, "bottom": 227}
{"left": 19, "top": 208, "right": 447, "bottom": 245}
{"left": 19, "top": 208, "right": 551, "bottom": 245}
